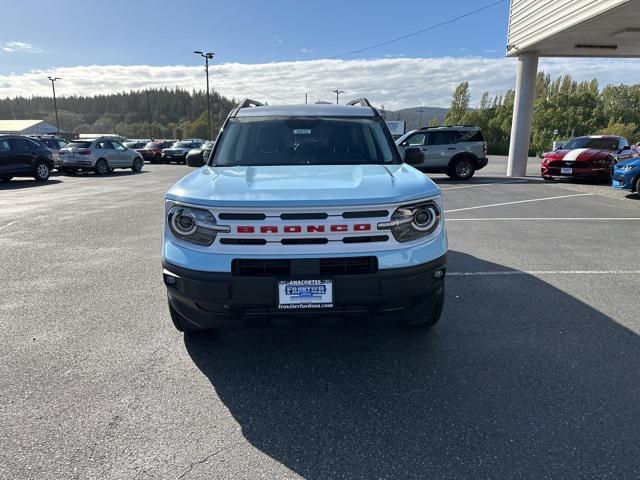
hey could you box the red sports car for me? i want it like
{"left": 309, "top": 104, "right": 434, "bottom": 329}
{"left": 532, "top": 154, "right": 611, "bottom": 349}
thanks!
{"left": 541, "top": 135, "right": 639, "bottom": 181}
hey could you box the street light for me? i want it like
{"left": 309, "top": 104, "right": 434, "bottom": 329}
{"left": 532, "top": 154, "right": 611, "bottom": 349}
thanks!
{"left": 417, "top": 109, "right": 425, "bottom": 128}
{"left": 194, "top": 51, "right": 214, "bottom": 139}
{"left": 332, "top": 89, "right": 345, "bottom": 105}
{"left": 47, "top": 76, "right": 61, "bottom": 132}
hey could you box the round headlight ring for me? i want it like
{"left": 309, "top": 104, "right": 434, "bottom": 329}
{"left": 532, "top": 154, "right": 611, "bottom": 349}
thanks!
{"left": 171, "top": 209, "right": 198, "bottom": 236}
{"left": 411, "top": 205, "right": 438, "bottom": 232}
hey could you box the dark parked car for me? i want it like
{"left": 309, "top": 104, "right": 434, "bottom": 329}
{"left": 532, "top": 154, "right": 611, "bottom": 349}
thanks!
{"left": 0, "top": 135, "right": 54, "bottom": 182}
{"left": 186, "top": 141, "right": 215, "bottom": 167}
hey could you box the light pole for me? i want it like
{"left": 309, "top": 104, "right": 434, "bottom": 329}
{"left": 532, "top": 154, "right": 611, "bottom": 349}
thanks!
{"left": 332, "top": 89, "right": 344, "bottom": 105}
{"left": 417, "top": 109, "right": 424, "bottom": 128}
{"left": 146, "top": 89, "right": 153, "bottom": 139}
{"left": 47, "top": 76, "right": 61, "bottom": 132}
{"left": 194, "top": 51, "right": 214, "bottom": 139}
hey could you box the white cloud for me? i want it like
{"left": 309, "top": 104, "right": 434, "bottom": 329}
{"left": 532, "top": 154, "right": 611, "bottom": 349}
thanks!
{"left": 273, "top": 35, "right": 283, "bottom": 44}
{"left": 1, "top": 41, "right": 41, "bottom": 54}
{"left": 1, "top": 57, "right": 640, "bottom": 109}
{"left": 300, "top": 48, "right": 312, "bottom": 54}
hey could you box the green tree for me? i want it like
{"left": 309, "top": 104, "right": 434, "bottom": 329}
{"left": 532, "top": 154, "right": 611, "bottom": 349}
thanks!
{"left": 445, "top": 82, "right": 470, "bottom": 125}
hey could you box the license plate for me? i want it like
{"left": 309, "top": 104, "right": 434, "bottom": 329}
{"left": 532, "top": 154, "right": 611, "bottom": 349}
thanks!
{"left": 561, "top": 167, "right": 572, "bottom": 175}
{"left": 278, "top": 280, "right": 333, "bottom": 310}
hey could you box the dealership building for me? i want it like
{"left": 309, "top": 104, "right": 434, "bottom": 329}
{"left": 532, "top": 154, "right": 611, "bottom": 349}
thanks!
{"left": 0, "top": 119, "right": 60, "bottom": 135}
{"left": 506, "top": 0, "right": 640, "bottom": 176}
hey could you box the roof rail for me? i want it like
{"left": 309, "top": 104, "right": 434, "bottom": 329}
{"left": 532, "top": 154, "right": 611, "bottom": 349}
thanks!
{"left": 346, "top": 98, "right": 373, "bottom": 107}
{"left": 238, "top": 98, "right": 264, "bottom": 108}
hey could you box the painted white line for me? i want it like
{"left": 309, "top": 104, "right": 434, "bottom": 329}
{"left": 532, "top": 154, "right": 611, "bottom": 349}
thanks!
{"left": 449, "top": 270, "right": 640, "bottom": 277}
{"left": 440, "top": 180, "right": 528, "bottom": 191}
{"left": 444, "top": 193, "right": 593, "bottom": 213}
{"left": 0, "top": 220, "right": 19, "bottom": 231}
{"left": 447, "top": 217, "right": 640, "bottom": 222}
{"left": 440, "top": 180, "right": 529, "bottom": 191}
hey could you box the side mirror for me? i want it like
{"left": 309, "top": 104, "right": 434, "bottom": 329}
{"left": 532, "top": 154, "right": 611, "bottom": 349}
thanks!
{"left": 403, "top": 147, "right": 425, "bottom": 165}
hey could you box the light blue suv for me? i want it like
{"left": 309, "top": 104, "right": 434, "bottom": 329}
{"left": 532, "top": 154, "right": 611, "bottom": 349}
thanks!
{"left": 162, "top": 98, "right": 448, "bottom": 331}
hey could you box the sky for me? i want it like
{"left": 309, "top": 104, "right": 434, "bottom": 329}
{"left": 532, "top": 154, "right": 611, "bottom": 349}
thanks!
{"left": 1, "top": 0, "right": 639, "bottom": 108}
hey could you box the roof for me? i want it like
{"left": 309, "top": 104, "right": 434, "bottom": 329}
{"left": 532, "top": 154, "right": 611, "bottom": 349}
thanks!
{"left": 235, "top": 104, "right": 375, "bottom": 118}
{"left": 508, "top": 0, "right": 640, "bottom": 57}
{"left": 0, "top": 119, "right": 47, "bottom": 131}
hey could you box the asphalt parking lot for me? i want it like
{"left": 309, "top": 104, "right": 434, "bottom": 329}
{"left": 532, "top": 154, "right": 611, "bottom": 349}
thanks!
{"left": 2, "top": 157, "right": 639, "bottom": 479}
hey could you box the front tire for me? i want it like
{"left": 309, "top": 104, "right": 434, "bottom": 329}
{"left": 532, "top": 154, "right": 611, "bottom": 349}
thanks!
{"left": 33, "top": 161, "right": 51, "bottom": 182}
{"left": 448, "top": 156, "right": 476, "bottom": 180}
{"left": 94, "top": 159, "right": 109, "bottom": 175}
{"left": 132, "top": 157, "right": 143, "bottom": 173}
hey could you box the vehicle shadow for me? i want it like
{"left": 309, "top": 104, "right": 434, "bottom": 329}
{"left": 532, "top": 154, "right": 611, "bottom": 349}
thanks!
{"left": 430, "top": 175, "right": 541, "bottom": 185}
{"left": 0, "top": 179, "right": 62, "bottom": 190}
{"left": 184, "top": 251, "right": 640, "bottom": 478}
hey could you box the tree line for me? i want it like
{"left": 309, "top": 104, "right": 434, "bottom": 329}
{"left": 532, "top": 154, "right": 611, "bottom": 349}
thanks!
{"left": 0, "top": 88, "right": 237, "bottom": 139}
{"left": 444, "top": 73, "right": 640, "bottom": 155}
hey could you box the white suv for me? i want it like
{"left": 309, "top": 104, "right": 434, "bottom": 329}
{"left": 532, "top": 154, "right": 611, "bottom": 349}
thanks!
{"left": 396, "top": 126, "right": 488, "bottom": 180}
{"left": 59, "top": 137, "right": 144, "bottom": 175}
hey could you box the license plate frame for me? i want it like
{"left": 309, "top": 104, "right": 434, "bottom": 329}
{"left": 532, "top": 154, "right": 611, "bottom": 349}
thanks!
{"left": 278, "top": 279, "right": 333, "bottom": 310}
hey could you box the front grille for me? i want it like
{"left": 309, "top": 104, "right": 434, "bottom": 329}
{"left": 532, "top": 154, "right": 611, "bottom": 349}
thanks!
{"left": 232, "top": 257, "right": 378, "bottom": 276}
{"left": 549, "top": 160, "right": 591, "bottom": 169}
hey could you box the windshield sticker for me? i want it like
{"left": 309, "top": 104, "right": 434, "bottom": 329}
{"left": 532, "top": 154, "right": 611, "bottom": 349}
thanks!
{"left": 293, "top": 129, "right": 311, "bottom": 135}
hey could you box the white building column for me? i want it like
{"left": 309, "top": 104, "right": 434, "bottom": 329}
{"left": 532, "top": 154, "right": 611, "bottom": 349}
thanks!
{"left": 507, "top": 51, "right": 539, "bottom": 177}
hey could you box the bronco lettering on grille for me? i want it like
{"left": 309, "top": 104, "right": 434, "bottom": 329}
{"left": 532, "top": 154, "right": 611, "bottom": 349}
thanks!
{"left": 236, "top": 224, "right": 373, "bottom": 234}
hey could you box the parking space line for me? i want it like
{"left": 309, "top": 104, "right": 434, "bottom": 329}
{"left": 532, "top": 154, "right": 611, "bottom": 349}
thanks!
{"left": 440, "top": 180, "right": 529, "bottom": 191}
{"left": 444, "top": 193, "right": 593, "bottom": 213}
{"left": 0, "top": 220, "right": 19, "bottom": 231}
{"left": 447, "top": 217, "right": 640, "bottom": 222}
{"left": 449, "top": 270, "right": 640, "bottom": 277}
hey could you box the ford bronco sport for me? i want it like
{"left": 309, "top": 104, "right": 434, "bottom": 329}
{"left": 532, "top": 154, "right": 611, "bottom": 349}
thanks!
{"left": 162, "top": 99, "right": 448, "bottom": 331}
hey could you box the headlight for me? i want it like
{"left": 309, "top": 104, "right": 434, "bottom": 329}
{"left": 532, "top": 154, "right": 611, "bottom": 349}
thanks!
{"left": 378, "top": 200, "right": 441, "bottom": 242}
{"left": 167, "top": 205, "right": 230, "bottom": 246}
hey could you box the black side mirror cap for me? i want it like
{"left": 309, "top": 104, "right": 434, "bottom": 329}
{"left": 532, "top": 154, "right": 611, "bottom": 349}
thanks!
{"left": 403, "top": 147, "right": 425, "bottom": 165}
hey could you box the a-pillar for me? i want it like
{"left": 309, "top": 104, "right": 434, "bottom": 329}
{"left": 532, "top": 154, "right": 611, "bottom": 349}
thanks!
{"left": 507, "top": 51, "right": 539, "bottom": 177}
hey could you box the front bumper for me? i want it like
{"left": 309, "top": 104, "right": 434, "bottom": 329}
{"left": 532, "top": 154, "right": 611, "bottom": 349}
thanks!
{"left": 541, "top": 165, "right": 611, "bottom": 180}
{"left": 612, "top": 171, "right": 639, "bottom": 191}
{"left": 163, "top": 255, "right": 446, "bottom": 329}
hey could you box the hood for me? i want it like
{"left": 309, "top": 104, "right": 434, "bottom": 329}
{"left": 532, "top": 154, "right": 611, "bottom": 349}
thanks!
{"left": 546, "top": 148, "right": 611, "bottom": 162}
{"left": 165, "top": 164, "right": 441, "bottom": 208}
{"left": 616, "top": 157, "right": 640, "bottom": 168}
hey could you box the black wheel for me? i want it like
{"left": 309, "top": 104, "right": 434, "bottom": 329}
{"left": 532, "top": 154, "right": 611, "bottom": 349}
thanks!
{"left": 94, "top": 158, "right": 109, "bottom": 175}
{"left": 542, "top": 176, "right": 554, "bottom": 182}
{"left": 63, "top": 168, "right": 78, "bottom": 176}
{"left": 634, "top": 176, "right": 640, "bottom": 194}
{"left": 132, "top": 157, "right": 143, "bottom": 173}
{"left": 153, "top": 154, "right": 161, "bottom": 164}
{"left": 168, "top": 300, "right": 203, "bottom": 333}
{"left": 448, "top": 156, "right": 476, "bottom": 180}
{"left": 0, "top": 176, "right": 13, "bottom": 182}
{"left": 33, "top": 161, "right": 51, "bottom": 182}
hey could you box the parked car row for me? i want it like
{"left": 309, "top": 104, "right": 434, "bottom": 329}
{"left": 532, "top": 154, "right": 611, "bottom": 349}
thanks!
{"left": 540, "top": 135, "right": 640, "bottom": 194}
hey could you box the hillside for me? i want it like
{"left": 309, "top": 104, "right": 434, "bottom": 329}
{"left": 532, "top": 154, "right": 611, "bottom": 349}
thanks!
{"left": 385, "top": 106, "right": 449, "bottom": 130}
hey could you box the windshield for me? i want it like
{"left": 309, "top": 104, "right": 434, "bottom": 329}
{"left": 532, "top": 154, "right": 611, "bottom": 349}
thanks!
{"left": 173, "top": 142, "right": 191, "bottom": 148}
{"left": 145, "top": 142, "right": 162, "bottom": 149}
{"left": 212, "top": 116, "right": 398, "bottom": 166}
{"left": 563, "top": 137, "right": 619, "bottom": 151}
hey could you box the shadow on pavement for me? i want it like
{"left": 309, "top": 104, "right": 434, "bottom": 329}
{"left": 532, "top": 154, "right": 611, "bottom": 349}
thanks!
{"left": 184, "top": 251, "right": 640, "bottom": 478}
{"left": 0, "top": 179, "right": 62, "bottom": 190}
